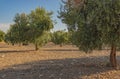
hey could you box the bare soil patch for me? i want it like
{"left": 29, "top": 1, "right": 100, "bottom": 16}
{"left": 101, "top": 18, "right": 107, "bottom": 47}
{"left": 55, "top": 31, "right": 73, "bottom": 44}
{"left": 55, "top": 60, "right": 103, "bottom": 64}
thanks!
{"left": 0, "top": 42, "right": 120, "bottom": 79}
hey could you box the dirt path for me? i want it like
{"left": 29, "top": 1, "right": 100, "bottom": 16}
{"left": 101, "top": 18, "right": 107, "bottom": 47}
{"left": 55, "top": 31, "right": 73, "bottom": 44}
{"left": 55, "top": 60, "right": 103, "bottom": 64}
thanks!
{"left": 0, "top": 43, "right": 120, "bottom": 79}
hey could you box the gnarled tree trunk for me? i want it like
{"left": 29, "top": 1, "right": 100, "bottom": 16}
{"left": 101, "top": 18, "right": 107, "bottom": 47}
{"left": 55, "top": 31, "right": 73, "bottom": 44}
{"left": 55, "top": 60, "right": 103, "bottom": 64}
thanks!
{"left": 110, "top": 44, "right": 117, "bottom": 68}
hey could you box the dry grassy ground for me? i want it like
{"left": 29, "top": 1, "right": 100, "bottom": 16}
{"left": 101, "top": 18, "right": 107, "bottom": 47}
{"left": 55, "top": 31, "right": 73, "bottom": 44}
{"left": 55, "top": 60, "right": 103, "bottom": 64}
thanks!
{"left": 0, "top": 42, "right": 120, "bottom": 79}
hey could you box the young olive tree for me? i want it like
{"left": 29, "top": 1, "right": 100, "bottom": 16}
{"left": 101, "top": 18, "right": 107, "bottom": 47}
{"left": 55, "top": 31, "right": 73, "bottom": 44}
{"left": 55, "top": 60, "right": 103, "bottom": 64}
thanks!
{"left": 28, "top": 7, "right": 53, "bottom": 50}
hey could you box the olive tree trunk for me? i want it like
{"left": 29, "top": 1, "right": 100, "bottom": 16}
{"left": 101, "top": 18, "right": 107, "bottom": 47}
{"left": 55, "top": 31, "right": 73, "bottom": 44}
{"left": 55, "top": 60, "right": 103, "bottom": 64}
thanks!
{"left": 110, "top": 45, "right": 117, "bottom": 68}
{"left": 35, "top": 43, "right": 39, "bottom": 51}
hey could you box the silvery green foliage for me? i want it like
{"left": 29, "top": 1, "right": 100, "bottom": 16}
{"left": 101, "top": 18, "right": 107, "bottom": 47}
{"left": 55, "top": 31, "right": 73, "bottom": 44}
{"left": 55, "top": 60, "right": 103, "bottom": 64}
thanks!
{"left": 59, "top": 0, "right": 120, "bottom": 53}
{"left": 52, "top": 30, "right": 70, "bottom": 46}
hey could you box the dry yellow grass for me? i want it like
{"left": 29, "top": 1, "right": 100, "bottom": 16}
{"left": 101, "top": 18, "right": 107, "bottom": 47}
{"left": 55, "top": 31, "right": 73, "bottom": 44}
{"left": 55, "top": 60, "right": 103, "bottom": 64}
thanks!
{"left": 0, "top": 42, "right": 120, "bottom": 79}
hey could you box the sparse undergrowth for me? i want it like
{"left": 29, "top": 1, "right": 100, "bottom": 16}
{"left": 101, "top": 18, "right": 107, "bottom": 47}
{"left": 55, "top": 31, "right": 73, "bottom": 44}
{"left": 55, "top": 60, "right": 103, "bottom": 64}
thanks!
{"left": 0, "top": 43, "right": 120, "bottom": 79}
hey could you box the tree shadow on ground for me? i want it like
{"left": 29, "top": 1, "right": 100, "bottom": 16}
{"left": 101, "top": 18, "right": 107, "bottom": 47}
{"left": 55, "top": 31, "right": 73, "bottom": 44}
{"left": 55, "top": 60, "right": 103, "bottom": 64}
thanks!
{"left": 43, "top": 48, "right": 79, "bottom": 52}
{"left": 0, "top": 50, "right": 35, "bottom": 54}
{"left": 0, "top": 45, "right": 35, "bottom": 54}
{"left": 0, "top": 56, "right": 117, "bottom": 79}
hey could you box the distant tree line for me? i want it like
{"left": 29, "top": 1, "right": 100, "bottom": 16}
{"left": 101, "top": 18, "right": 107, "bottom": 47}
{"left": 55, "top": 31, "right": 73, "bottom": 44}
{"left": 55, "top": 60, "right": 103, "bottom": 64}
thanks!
{"left": 2, "top": 7, "right": 72, "bottom": 50}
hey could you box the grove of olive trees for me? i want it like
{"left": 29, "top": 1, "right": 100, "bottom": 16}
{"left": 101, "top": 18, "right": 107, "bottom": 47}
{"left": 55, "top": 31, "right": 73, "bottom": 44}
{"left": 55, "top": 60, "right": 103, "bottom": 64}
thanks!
{"left": 5, "top": 7, "right": 53, "bottom": 50}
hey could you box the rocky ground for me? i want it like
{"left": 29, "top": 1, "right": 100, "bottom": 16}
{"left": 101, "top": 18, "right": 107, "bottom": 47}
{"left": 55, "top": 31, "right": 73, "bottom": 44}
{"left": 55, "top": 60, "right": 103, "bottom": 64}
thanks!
{"left": 0, "top": 42, "right": 120, "bottom": 79}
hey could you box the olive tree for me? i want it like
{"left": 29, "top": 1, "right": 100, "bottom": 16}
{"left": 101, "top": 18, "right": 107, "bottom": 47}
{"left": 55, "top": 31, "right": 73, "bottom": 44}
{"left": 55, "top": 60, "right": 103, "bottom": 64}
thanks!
{"left": 59, "top": 0, "right": 120, "bottom": 68}
{"left": 5, "top": 13, "right": 29, "bottom": 45}
{"left": 28, "top": 7, "right": 53, "bottom": 50}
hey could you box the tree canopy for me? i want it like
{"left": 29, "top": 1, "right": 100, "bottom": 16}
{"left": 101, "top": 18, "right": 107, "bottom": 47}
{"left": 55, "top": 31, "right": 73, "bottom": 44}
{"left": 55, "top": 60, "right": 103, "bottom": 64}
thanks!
{"left": 51, "top": 30, "right": 70, "bottom": 46}
{"left": 59, "top": 0, "right": 120, "bottom": 67}
{"left": 28, "top": 7, "right": 53, "bottom": 50}
{"left": 5, "top": 13, "right": 29, "bottom": 45}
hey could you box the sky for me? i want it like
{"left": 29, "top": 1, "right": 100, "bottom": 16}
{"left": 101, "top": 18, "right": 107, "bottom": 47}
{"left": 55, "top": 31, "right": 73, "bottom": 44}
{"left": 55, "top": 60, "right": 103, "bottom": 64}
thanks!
{"left": 0, "top": 0, "right": 67, "bottom": 32}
